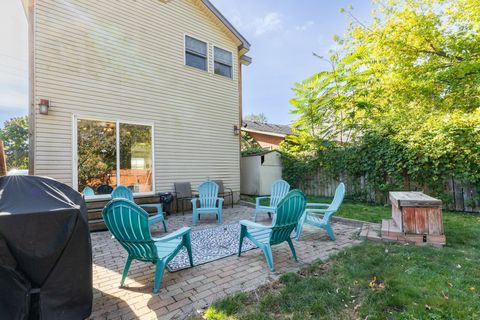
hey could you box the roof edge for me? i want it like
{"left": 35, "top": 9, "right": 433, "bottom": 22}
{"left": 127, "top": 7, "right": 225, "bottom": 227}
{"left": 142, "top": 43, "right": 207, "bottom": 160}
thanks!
{"left": 200, "top": 0, "right": 251, "bottom": 51}
{"left": 241, "top": 150, "right": 281, "bottom": 157}
{"left": 242, "top": 128, "right": 287, "bottom": 138}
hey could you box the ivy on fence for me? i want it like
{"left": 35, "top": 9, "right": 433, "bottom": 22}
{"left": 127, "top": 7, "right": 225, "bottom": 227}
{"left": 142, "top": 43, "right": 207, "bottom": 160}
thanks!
{"left": 280, "top": 130, "right": 480, "bottom": 211}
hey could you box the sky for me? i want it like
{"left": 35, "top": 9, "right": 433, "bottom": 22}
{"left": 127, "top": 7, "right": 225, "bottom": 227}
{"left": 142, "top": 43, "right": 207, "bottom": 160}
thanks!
{"left": 0, "top": 0, "right": 372, "bottom": 126}
{"left": 0, "top": 0, "right": 28, "bottom": 126}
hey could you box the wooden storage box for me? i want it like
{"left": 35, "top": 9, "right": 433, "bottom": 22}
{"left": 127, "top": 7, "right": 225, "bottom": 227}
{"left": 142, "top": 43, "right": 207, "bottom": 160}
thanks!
{"left": 386, "top": 192, "right": 446, "bottom": 246}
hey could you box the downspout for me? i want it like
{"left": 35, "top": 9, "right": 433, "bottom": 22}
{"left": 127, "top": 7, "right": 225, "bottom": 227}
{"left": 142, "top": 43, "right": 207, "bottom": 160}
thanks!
{"left": 238, "top": 52, "right": 251, "bottom": 199}
{"left": 27, "top": 0, "right": 35, "bottom": 175}
{"left": 238, "top": 53, "right": 243, "bottom": 150}
{"left": 238, "top": 51, "right": 243, "bottom": 202}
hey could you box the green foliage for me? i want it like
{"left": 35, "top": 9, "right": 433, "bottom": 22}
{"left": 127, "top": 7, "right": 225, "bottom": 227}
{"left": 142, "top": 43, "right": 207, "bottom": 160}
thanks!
{"left": 77, "top": 121, "right": 151, "bottom": 190}
{"left": 0, "top": 116, "right": 29, "bottom": 170}
{"left": 241, "top": 131, "right": 267, "bottom": 156}
{"left": 244, "top": 113, "right": 268, "bottom": 123}
{"left": 285, "top": 0, "right": 480, "bottom": 203}
{"left": 205, "top": 293, "right": 249, "bottom": 319}
{"left": 280, "top": 149, "right": 320, "bottom": 187}
{"left": 203, "top": 200, "right": 480, "bottom": 320}
{"left": 77, "top": 120, "right": 116, "bottom": 189}
{"left": 241, "top": 147, "right": 267, "bottom": 156}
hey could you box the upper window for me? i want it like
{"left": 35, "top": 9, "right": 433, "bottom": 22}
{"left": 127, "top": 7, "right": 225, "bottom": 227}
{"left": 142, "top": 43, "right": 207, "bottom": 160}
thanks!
{"left": 77, "top": 119, "right": 153, "bottom": 196}
{"left": 214, "top": 47, "right": 233, "bottom": 78}
{"left": 185, "top": 35, "right": 207, "bottom": 71}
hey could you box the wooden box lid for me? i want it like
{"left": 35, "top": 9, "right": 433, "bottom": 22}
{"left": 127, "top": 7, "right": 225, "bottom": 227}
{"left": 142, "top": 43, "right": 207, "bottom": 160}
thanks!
{"left": 389, "top": 191, "right": 442, "bottom": 208}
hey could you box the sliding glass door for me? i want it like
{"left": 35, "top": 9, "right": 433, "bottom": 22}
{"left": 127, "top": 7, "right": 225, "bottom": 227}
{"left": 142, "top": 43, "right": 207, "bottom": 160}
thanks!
{"left": 76, "top": 118, "right": 153, "bottom": 196}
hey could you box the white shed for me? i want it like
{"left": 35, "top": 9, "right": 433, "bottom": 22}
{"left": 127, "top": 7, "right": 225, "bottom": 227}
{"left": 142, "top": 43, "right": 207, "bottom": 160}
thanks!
{"left": 241, "top": 151, "right": 283, "bottom": 196}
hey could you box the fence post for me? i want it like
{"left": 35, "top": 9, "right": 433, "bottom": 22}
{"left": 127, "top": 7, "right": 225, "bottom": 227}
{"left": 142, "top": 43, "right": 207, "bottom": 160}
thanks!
{"left": 0, "top": 140, "right": 7, "bottom": 176}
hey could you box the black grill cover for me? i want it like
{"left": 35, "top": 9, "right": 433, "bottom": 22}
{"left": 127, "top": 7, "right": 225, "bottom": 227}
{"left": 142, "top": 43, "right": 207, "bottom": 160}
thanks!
{"left": 0, "top": 176, "right": 92, "bottom": 320}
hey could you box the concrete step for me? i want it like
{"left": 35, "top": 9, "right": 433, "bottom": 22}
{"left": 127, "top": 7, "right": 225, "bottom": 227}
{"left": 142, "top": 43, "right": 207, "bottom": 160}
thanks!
{"left": 366, "top": 227, "right": 382, "bottom": 241}
{"left": 381, "top": 219, "right": 404, "bottom": 239}
{"left": 359, "top": 218, "right": 446, "bottom": 247}
{"left": 378, "top": 219, "right": 446, "bottom": 246}
{"left": 358, "top": 223, "right": 382, "bottom": 242}
{"left": 359, "top": 225, "right": 369, "bottom": 239}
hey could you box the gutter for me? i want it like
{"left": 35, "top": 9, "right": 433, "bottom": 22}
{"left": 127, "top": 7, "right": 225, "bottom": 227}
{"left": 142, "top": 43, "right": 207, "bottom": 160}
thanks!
{"left": 200, "top": 0, "right": 250, "bottom": 51}
{"left": 242, "top": 128, "right": 288, "bottom": 138}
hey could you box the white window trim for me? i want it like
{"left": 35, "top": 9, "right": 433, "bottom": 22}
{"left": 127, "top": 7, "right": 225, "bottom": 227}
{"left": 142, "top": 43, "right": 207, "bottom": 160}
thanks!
{"left": 213, "top": 45, "right": 234, "bottom": 79}
{"left": 72, "top": 115, "right": 156, "bottom": 200}
{"left": 184, "top": 33, "right": 210, "bottom": 73}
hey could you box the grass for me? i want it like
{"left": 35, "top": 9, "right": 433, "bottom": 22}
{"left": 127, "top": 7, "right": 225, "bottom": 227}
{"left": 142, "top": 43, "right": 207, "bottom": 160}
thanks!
{"left": 241, "top": 194, "right": 392, "bottom": 223}
{"left": 205, "top": 196, "right": 480, "bottom": 319}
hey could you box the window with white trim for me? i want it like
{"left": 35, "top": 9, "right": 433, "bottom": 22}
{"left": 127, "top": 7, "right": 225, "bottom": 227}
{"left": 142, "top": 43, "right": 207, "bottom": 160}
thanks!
{"left": 185, "top": 35, "right": 208, "bottom": 71}
{"left": 77, "top": 119, "right": 153, "bottom": 196}
{"left": 214, "top": 47, "right": 233, "bottom": 78}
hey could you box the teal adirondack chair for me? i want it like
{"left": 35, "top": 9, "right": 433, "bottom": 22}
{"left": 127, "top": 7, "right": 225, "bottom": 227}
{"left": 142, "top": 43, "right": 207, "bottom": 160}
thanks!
{"left": 295, "top": 182, "right": 345, "bottom": 241}
{"left": 82, "top": 186, "right": 95, "bottom": 196}
{"left": 192, "top": 180, "right": 223, "bottom": 225}
{"left": 112, "top": 185, "right": 167, "bottom": 232}
{"left": 238, "top": 189, "right": 306, "bottom": 271}
{"left": 102, "top": 199, "right": 193, "bottom": 293}
{"left": 254, "top": 179, "right": 290, "bottom": 221}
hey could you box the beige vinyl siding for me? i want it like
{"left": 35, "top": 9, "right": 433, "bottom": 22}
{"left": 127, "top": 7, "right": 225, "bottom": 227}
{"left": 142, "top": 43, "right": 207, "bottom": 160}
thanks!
{"left": 32, "top": 0, "right": 242, "bottom": 193}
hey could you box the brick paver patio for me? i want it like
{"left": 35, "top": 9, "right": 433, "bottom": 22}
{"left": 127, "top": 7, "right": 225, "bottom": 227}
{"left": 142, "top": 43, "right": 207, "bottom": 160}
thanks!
{"left": 89, "top": 205, "right": 363, "bottom": 320}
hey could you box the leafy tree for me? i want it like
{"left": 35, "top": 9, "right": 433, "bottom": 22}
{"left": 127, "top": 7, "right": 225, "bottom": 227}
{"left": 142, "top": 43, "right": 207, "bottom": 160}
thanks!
{"left": 0, "top": 116, "right": 29, "bottom": 170}
{"left": 77, "top": 120, "right": 117, "bottom": 190}
{"left": 242, "top": 113, "right": 270, "bottom": 155}
{"left": 286, "top": 0, "right": 480, "bottom": 201}
{"left": 240, "top": 131, "right": 266, "bottom": 155}
{"left": 244, "top": 113, "right": 268, "bottom": 123}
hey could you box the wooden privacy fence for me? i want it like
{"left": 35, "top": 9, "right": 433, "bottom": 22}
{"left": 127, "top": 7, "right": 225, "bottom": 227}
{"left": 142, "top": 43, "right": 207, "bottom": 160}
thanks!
{"left": 299, "top": 168, "right": 480, "bottom": 213}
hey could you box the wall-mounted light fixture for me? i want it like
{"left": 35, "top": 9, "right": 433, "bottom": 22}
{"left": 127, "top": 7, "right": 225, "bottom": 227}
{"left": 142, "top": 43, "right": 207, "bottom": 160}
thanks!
{"left": 38, "top": 99, "right": 50, "bottom": 115}
{"left": 233, "top": 124, "right": 240, "bottom": 136}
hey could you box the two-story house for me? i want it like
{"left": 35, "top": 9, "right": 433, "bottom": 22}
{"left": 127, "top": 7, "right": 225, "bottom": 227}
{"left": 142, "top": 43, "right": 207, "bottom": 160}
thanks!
{"left": 20, "top": 0, "right": 251, "bottom": 201}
